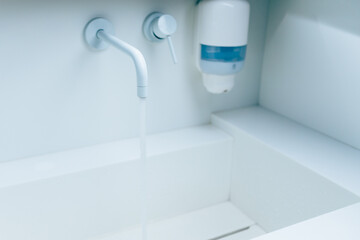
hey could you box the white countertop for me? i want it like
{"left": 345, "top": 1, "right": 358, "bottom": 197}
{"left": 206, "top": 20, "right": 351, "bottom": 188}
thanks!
{"left": 213, "top": 106, "right": 360, "bottom": 196}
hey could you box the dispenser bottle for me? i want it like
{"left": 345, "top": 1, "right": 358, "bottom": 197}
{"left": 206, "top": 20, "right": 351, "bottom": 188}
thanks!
{"left": 195, "top": 0, "right": 250, "bottom": 94}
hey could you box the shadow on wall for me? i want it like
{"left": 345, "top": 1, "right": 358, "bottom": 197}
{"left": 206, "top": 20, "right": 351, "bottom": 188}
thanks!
{"left": 267, "top": 0, "right": 360, "bottom": 40}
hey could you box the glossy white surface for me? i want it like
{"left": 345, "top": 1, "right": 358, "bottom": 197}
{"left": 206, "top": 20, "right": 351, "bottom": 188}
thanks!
{"left": 213, "top": 107, "right": 360, "bottom": 232}
{"left": 92, "top": 202, "right": 263, "bottom": 240}
{"left": 0, "top": 0, "right": 269, "bottom": 162}
{"left": 253, "top": 203, "right": 360, "bottom": 240}
{"left": 260, "top": 0, "right": 360, "bottom": 150}
{"left": 0, "top": 125, "right": 233, "bottom": 240}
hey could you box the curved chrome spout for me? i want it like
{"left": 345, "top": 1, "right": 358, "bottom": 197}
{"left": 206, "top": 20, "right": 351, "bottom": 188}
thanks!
{"left": 97, "top": 30, "right": 148, "bottom": 99}
{"left": 84, "top": 18, "right": 148, "bottom": 99}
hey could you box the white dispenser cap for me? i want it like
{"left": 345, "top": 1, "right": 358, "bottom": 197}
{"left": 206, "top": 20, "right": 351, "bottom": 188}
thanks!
{"left": 202, "top": 74, "right": 235, "bottom": 94}
{"left": 198, "top": 0, "right": 250, "bottom": 47}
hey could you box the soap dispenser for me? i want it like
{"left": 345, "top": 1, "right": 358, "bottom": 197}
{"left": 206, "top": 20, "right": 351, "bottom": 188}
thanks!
{"left": 195, "top": 0, "right": 250, "bottom": 94}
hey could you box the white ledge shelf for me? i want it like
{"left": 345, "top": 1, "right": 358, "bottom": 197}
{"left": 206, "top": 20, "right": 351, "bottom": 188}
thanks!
{"left": 212, "top": 106, "right": 360, "bottom": 197}
{"left": 0, "top": 125, "right": 231, "bottom": 188}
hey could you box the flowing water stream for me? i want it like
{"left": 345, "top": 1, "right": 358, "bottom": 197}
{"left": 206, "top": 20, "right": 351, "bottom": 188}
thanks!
{"left": 139, "top": 99, "right": 148, "bottom": 240}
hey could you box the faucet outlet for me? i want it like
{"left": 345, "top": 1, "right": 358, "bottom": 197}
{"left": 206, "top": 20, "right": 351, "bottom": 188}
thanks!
{"left": 84, "top": 18, "right": 148, "bottom": 99}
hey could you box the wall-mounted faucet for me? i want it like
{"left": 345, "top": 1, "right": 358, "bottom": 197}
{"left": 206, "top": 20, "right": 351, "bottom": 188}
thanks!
{"left": 143, "top": 12, "right": 178, "bottom": 64}
{"left": 84, "top": 18, "right": 148, "bottom": 99}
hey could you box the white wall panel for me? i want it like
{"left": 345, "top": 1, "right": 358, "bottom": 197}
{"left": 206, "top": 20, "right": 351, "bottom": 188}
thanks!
{"left": 260, "top": 0, "right": 360, "bottom": 149}
{"left": 0, "top": 0, "right": 268, "bottom": 162}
